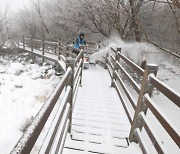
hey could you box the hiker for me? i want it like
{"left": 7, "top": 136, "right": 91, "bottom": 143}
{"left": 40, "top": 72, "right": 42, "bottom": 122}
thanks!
{"left": 74, "top": 32, "right": 86, "bottom": 49}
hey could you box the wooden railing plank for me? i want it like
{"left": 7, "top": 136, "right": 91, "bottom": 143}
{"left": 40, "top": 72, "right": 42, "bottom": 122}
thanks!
{"left": 45, "top": 87, "right": 71, "bottom": 153}
{"left": 149, "top": 74, "right": 180, "bottom": 108}
{"left": 54, "top": 104, "right": 71, "bottom": 154}
{"left": 117, "top": 52, "right": 144, "bottom": 76}
{"left": 140, "top": 112, "right": 168, "bottom": 154}
{"left": 144, "top": 94, "right": 180, "bottom": 148}
{"left": 115, "top": 71, "right": 136, "bottom": 110}
{"left": 114, "top": 80, "right": 133, "bottom": 124}
{"left": 135, "top": 128, "right": 151, "bottom": 154}
{"left": 116, "top": 62, "right": 140, "bottom": 93}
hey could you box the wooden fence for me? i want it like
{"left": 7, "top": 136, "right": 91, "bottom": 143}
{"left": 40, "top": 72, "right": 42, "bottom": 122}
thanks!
{"left": 11, "top": 39, "right": 84, "bottom": 154}
{"left": 19, "top": 37, "right": 78, "bottom": 59}
{"left": 106, "top": 47, "right": 180, "bottom": 154}
{"left": 17, "top": 36, "right": 82, "bottom": 73}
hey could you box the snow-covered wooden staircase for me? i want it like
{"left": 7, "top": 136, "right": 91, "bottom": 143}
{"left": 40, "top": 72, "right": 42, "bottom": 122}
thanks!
{"left": 63, "top": 66, "right": 141, "bottom": 154}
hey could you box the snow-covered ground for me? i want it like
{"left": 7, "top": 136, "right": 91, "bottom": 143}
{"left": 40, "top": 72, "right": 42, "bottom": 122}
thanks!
{"left": 0, "top": 50, "right": 60, "bottom": 153}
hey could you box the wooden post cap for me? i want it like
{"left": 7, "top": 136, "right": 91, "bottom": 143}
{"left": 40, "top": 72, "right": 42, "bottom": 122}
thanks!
{"left": 117, "top": 48, "right": 121, "bottom": 52}
{"left": 145, "top": 64, "right": 159, "bottom": 74}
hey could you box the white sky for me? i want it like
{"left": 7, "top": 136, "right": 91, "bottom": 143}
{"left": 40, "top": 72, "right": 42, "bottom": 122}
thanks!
{"left": 0, "top": 0, "right": 31, "bottom": 12}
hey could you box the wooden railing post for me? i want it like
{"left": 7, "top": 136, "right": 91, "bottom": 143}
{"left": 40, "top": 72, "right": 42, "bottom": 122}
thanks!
{"left": 23, "top": 35, "right": 25, "bottom": 50}
{"left": 31, "top": 37, "right": 35, "bottom": 62}
{"left": 66, "top": 58, "right": 75, "bottom": 135}
{"left": 42, "top": 37, "right": 45, "bottom": 63}
{"left": 80, "top": 50, "right": 84, "bottom": 86}
{"left": 42, "top": 37, "right": 45, "bottom": 55}
{"left": 55, "top": 42, "right": 57, "bottom": 54}
{"left": 79, "top": 46, "right": 85, "bottom": 51}
{"left": 65, "top": 46, "right": 69, "bottom": 58}
{"left": 17, "top": 39, "right": 19, "bottom": 47}
{"left": 31, "top": 37, "right": 33, "bottom": 52}
{"left": 111, "top": 48, "right": 121, "bottom": 87}
{"left": 58, "top": 38, "right": 61, "bottom": 60}
{"left": 129, "top": 64, "right": 158, "bottom": 142}
{"left": 104, "top": 52, "right": 109, "bottom": 69}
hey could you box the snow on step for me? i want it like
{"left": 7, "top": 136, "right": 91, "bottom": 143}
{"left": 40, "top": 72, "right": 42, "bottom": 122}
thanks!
{"left": 63, "top": 66, "right": 142, "bottom": 154}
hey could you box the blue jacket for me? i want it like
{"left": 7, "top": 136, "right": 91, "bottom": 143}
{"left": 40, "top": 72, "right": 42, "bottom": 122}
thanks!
{"left": 74, "top": 36, "right": 86, "bottom": 48}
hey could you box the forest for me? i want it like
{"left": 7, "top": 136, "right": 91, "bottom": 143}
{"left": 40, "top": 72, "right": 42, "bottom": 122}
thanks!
{"left": 0, "top": 0, "right": 180, "bottom": 54}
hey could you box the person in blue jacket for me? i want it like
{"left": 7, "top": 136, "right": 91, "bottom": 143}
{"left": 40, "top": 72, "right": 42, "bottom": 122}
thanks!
{"left": 74, "top": 32, "right": 86, "bottom": 49}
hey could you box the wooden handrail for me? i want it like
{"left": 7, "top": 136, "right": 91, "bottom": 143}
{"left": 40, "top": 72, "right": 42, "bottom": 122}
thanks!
{"left": 74, "top": 50, "right": 83, "bottom": 66}
{"left": 116, "top": 62, "right": 140, "bottom": 93}
{"left": 44, "top": 87, "right": 71, "bottom": 153}
{"left": 106, "top": 47, "right": 180, "bottom": 153}
{"left": 149, "top": 74, "right": 180, "bottom": 108}
{"left": 107, "top": 58, "right": 114, "bottom": 71}
{"left": 24, "top": 37, "right": 64, "bottom": 46}
{"left": 107, "top": 63, "right": 113, "bottom": 78}
{"left": 144, "top": 94, "right": 180, "bottom": 148}
{"left": 74, "top": 59, "right": 83, "bottom": 80}
{"left": 53, "top": 103, "right": 71, "bottom": 153}
{"left": 134, "top": 128, "right": 151, "bottom": 154}
{"left": 109, "top": 54, "right": 116, "bottom": 62}
{"left": 115, "top": 71, "right": 136, "bottom": 110}
{"left": 13, "top": 37, "right": 84, "bottom": 153}
{"left": 11, "top": 68, "right": 72, "bottom": 154}
{"left": 139, "top": 112, "right": 167, "bottom": 154}
{"left": 22, "top": 37, "right": 76, "bottom": 59}
{"left": 73, "top": 67, "right": 82, "bottom": 94}
{"left": 113, "top": 79, "right": 133, "bottom": 124}
{"left": 118, "top": 52, "right": 144, "bottom": 76}
{"left": 110, "top": 47, "right": 117, "bottom": 54}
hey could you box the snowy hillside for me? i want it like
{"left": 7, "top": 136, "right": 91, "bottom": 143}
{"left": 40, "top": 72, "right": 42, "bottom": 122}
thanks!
{"left": 0, "top": 50, "right": 60, "bottom": 153}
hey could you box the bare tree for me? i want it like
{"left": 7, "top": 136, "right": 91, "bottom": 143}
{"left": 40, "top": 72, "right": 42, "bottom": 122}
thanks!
{"left": 0, "top": 2, "right": 12, "bottom": 48}
{"left": 16, "top": 7, "right": 40, "bottom": 38}
{"left": 30, "top": 0, "right": 51, "bottom": 38}
{"left": 12, "top": 0, "right": 179, "bottom": 54}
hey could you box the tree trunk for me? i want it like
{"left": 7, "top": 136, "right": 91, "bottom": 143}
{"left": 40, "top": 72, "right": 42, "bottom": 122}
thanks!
{"left": 129, "top": 0, "right": 141, "bottom": 42}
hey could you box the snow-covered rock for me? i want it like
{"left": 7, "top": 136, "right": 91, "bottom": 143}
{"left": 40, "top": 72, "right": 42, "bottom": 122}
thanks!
{"left": 8, "top": 63, "right": 25, "bottom": 75}
{"left": 0, "top": 67, "right": 6, "bottom": 74}
{"left": 21, "top": 61, "right": 26, "bottom": 65}
{"left": 31, "top": 72, "right": 42, "bottom": 80}
{"left": 47, "top": 69, "right": 56, "bottom": 76}
{"left": 3, "top": 40, "right": 16, "bottom": 49}
{"left": 14, "top": 80, "right": 23, "bottom": 88}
